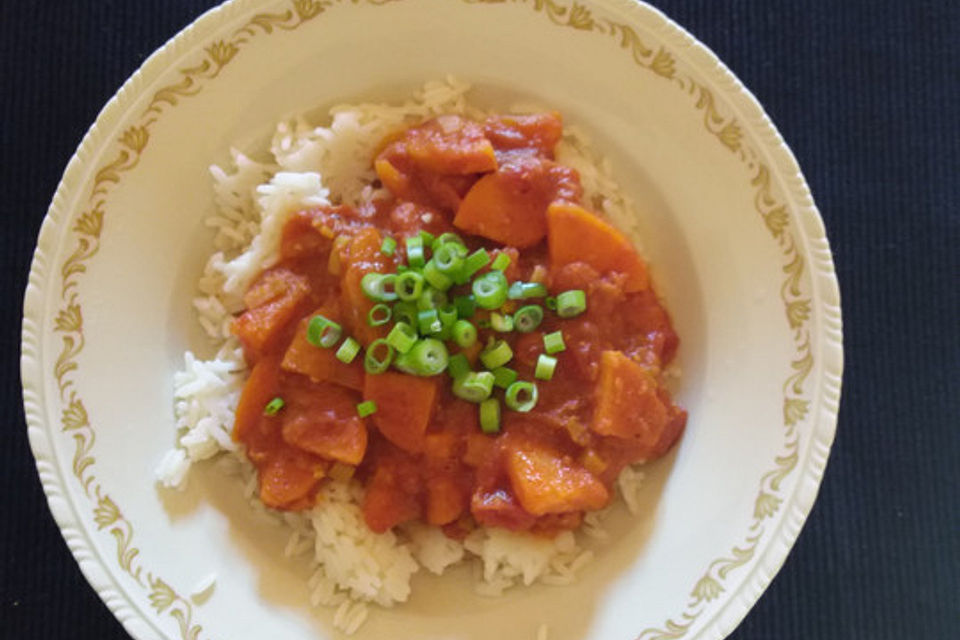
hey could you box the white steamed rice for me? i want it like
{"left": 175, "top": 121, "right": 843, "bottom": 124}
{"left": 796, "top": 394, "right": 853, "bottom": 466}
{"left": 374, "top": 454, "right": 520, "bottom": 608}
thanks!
{"left": 158, "top": 78, "right": 649, "bottom": 635}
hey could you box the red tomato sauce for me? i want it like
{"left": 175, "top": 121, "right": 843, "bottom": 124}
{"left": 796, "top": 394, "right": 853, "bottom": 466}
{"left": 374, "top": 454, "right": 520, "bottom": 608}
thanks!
{"left": 230, "top": 112, "right": 686, "bottom": 537}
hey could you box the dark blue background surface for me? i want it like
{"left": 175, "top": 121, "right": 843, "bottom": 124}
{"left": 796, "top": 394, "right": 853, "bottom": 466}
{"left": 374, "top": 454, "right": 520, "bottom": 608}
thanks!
{"left": 3, "top": 1, "right": 958, "bottom": 639}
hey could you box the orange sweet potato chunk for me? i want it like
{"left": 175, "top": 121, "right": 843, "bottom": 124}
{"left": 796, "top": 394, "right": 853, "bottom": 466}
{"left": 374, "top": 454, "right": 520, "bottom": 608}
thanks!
{"left": 363, "top": 372, "right": 438, "bottom": 454}
{"left": 546, "top": 202, "right": 649, "bottom": 292}
{"left": 232, "top": 269, "right": 311, "bottom": 358}
{"left": 591, "top": 350, "right": 671, "bottom": 457}
{"left": 454, "top": 157, "right": 581, "bottom": 248}
{"left": 233, "top": 355, "right": 281, "bottom": 443}
{"left": 280, "top": 380, "right": 367, "bottom": 466}
{"left": 503, "top": 435, "right": 609, "bottom": 516}
{"left": 259, "top": 445, "right": 323, "bottom": 510}
{"left": 281, "top": 310, "right": 365, "bottom": 391}
{"left": 362, "top": 448, "right": 423, "bottom": 532}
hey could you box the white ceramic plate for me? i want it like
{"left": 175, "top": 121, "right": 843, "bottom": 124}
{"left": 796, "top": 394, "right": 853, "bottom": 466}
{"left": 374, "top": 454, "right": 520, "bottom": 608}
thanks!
{"left": 21, "top": 1, "right": 842, "bottom": 639}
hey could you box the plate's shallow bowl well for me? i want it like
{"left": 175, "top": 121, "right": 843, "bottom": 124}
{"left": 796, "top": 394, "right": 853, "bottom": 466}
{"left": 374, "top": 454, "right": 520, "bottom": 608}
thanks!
{"left": 21, "top": 1, "right": 842, "bottom": 639}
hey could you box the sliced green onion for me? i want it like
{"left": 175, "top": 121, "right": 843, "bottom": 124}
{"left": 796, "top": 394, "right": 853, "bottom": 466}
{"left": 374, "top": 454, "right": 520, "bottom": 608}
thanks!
{"left": 419, "top": 230, "right": 435, "bottom": 247}
{"left": 423, "top": 259, "right": 453, "bottom": 291}
{"left": 490, "top": 312, "right": 514, "bottom": 332}
{"left": 545, "top": 296, "right": 558, "bottom": 310}
{"left": 479, "top": 398, "right": 501, "bottom": 433}
{"left": 452, "top": 319, "right": 477, "bottom": 348}
{"left": 433, "top": 243, "right": 465, "bottom": 276}
{"left": 386, "top": 322, "right": 417, "bottom": 354}
{"left": 392, "top": 301, "right": 417, "bottom": 328}
{"left": 477, "top": 317, "right": 492, "bottom": 329}
{"left": 335, "top": 337, "right": 361, "bottom": 364}
{"left": 361, "top": 273, "right": 398, "bottom": 302}
{"left": 543, "top": 330, "right": 566, "bottom": 355}
{"left": 396, "top": 271, "right": 425, "bottom": 301}
{"left": 513, "top": 305, "right": 543, "bottom": 333}
{"left": 404, "top": 338, "right": 449, "bottom": 376}
{"left": 418, "top": 308, "right": 442, "bottom": 335}
{"left": 472, "top": 271, "right": 508, "bottom": 310}
{"left": 535, "top": 354, "right": 557, "bottom": 380}
{"left": 452, "top": 371, "right": 495, "bottom": 403}
{"left": 356, "top": 400, "right": 377, "bottom": 418}
{"left": 447, "top": 353, "right": 471, "bottom": 380}
{"left": 307, "top": 314, "right": 342, "bottom": 348}
{"left": 263, "top": 397, "right": 285, "bottom": 416}
{"left": 480, "top": 339, "right": 513, "bottom": 370}
{"left": 455, "top": 295, "right": 477, "bottom": 319}
{"left": 438, "top": 304, "right": 458, "bottom": 340}
{"left": 456, "top": 248, "right": 490, "bottom": 284}
{"left": 364, "top": 339, "right": 395, "bottom": 374}
{"left": 406, "top": 236, "right": 425, "bottom": 268}
{"left": 380, "top": 236, "right": 397, "bottom": 257}
{"left": 505, "top": 381, "right": 538, "bottom": 412}
{"left": 368, "top": 303, "right": 392, "bottom": 326}
{"left": 508, "top": 281, "right": 549, "bottom": 300}
{"left": 396, "top": 264, "right": 409, "bottom": 274}
{"left": 490, "top": 252, "right": 511, "bottom": 271}
{"left": 556, "top": 289, "right": 587, "bottom": 318}
{"left": 492, "top": 366, "right": 518, "bottom": 389}
{"left": 431, "top": 232, "right": 465, "bottom": 253}
{"left": 417, "top": 287, "right": 448, "bottom": 310}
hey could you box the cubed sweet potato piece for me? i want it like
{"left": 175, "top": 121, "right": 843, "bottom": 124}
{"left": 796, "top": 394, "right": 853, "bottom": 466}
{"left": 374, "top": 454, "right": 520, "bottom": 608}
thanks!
{"left": 363, "top": 372, "right": 438, "bottom": 454}
{"left": 454, "top": 156, "right": 581, "bottom": 248}
{"left": 233, "top": 355, "right": 282, "bottom": 443}
{"left": 547, "top": 202, "right": 648, "bottom": 292}
{"left": 259, "top": 445, "right": 323, "bottom": 510}
{"left": 483, "top": 112, "right": 564, "bottom": 156}
{"left": 280, "top": 379, "right": 367, "bottom": 465}
{"left": 402, "top": 115, "right": 498, "bottom": 175}
{"left": 282, "top": 309, "right": 365, "bottom": 391}
{"left": 591, "top": 351, "right": 674, "bottom": 460}
{"left": 425, "top": 474, "right": 467, "bottom": 526}
{"left": 232, "top": 269, "right": 311, "bottom": 358}
{"left": 503, "top": 435, "right": 609, "bottom": 516}
{"left": 362, "top": 449, "right": 423, "bottom": 533}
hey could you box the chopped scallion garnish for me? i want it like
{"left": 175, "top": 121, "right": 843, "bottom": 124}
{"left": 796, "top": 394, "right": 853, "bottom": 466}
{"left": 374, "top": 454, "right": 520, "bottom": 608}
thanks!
{"left": 491, "top": 366, "right": 518, "bottom": 389}
{"left": 535, "top": 354, "right": 558, "bottom": 380}
{"left": 472, "top": 270, "right": 508, "bottom": 310}
{"left": 396, "top": 271, "right": 425, "bottom": 301}
{"left": 556, "top": 289, "right": 587, "bottom": 318}
{"left": 543, "top": 330, "right": 566, "bottom": 355}
{"left": 480, "top": 339, "right": 513, "bottom": 370}
{"left": 356, "top": 400, "right": 377, "bottom": 418}
{"left": 361, "top": 273, "right": 398, "bottom": 302}
{"left": 508, "top": 281, "right": 548, "bottom": 300}
{"left": 307, "top": 314, "right": 342, "bottom": 348}
{"left": 489, "top": 312, "right": 513, "bottom": 332}
{"left": 447, "top": 353, "right": 471, "bottom": 380}
{"left": 335, "top": 337, "right": 361, "bottom": 364}
{"left": 380, "top": 236, "right": 397, "bottom": 256}
{"left": 453, "top": 371, "right": 495, "bottom": 403}
{"left": 479, "top": 398, "right": 501, "bottom": 433}
{"left": 263, "top": 397, "right": 285, "bottom": 416}
{"left": 505, "top": 381, "right": 538, "bottom": 412}
{"left": 406, "top": 235, "right": 425, "bottom": 268}
{"left": 386, "top": 322, "right": 417, "bottom": 354}
{"left": 513, "top": 305, "right": 543, "bottom": 333}
{"left": 364, "top": 339, "right": 395, "bottom": 374}
{"left": 452, "top": 319, "right": 477, "bottom": 348}
{"left": 490, "top": 252, "right": 511, "bottom": 271}
{"left": 368, "top": 303, "right": 392, "bottom": 326}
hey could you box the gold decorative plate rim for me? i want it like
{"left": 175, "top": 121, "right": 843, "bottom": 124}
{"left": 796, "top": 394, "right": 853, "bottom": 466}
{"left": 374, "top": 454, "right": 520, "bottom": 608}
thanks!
{"left": 21, "top": 1, "right": 843, "bottom": 639}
